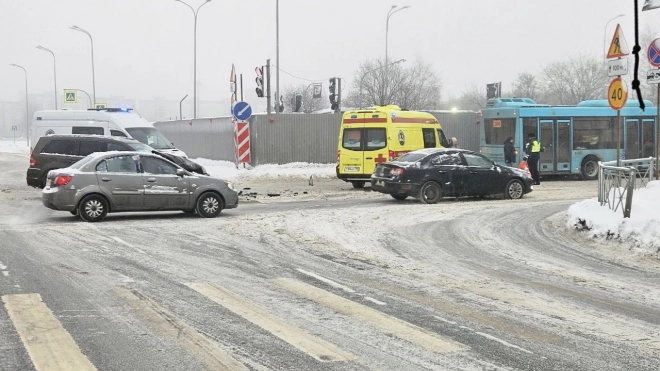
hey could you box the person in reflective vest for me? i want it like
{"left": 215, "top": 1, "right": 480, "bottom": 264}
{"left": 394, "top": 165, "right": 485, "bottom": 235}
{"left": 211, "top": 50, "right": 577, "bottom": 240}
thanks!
{"left": 525, "top": 132, "right": 542, "bottom": 185}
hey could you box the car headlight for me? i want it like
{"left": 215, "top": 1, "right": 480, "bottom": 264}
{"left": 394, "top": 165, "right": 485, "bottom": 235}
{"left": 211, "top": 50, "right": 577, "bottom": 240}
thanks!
{"left": 227, "top": 182, "right": 235, "bottom": 191}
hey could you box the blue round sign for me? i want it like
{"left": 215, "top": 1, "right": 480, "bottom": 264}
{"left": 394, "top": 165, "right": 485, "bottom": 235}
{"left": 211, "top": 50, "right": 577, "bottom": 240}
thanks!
{"left": 648, "top": 39, "right": 660, "bottom": 67}
{"left": 232, "top": 101, "right": 252, "bottom": 121}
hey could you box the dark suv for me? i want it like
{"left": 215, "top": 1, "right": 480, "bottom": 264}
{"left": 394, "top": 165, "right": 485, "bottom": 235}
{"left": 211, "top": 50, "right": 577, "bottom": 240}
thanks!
{"left": 27, "top": 135, "right": 153, "bottom": 188}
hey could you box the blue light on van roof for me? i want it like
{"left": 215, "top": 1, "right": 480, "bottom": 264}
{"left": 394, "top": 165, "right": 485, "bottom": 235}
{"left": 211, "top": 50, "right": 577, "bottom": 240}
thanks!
{"left": 391, "top": 113, "right": 396, "bottom": 118}
{"left": 350, "top": 114, "right": 357, "bottom": 119}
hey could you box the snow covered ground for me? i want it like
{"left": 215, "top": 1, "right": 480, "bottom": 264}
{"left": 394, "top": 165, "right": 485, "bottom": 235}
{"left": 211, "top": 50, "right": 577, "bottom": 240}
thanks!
{"left": 567, "top": 180, "right": 660, "bottom": 251}
{"left": 0, "top": 138, "right": 30, "bottom": 154}
{"left": 193, "top": 158, "right": 336, "bottom": 181}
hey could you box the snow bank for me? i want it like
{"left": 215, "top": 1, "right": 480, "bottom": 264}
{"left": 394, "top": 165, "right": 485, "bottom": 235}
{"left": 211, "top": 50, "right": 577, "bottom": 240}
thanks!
{"left": 193, "top": 158, "right": 336, "bottom": 181}
{"left": 0, "top": 139, "right": 30, "bottom": 154}
{"left": 567, "top": 180, "right": 660, "bottom": 246}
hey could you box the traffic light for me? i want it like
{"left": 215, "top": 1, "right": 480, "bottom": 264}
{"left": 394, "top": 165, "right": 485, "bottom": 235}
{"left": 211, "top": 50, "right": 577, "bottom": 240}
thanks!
{"left": 329, "top": 78, "right": 337, "bottom": 110}
{"left": 295, "top": 94, "right": 302, "bottom": 112}
{"left": 255, "top": 67, "right": 264, "bottom": 98}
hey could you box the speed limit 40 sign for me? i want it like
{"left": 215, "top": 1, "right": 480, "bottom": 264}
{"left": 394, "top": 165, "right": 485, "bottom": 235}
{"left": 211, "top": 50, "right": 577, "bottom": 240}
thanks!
{"left": 608, "top": 77, "right": 627, "bottom": 110}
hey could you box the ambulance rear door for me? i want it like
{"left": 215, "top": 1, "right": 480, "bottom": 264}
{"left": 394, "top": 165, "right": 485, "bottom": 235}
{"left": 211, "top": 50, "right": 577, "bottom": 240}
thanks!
{"left": 362, "top": 115, "right": 389, "bottom": 176}
{"left": 339, "top": 113, "right": 366, "bottom": 176}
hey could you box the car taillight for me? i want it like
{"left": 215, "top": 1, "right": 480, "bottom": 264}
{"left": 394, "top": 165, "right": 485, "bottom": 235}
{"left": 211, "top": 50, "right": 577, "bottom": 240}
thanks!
{"left": 53, "top": 175, "right": 72, "bottom": 187}
{"left": 391, "top": 168, "right": 404, "bottom": 177}
{"left": 29, "top": 156, "right": 37, "bottom": 167}
{"left": 337, "top": 150, "right": 340, "bottom": 163}
{"left": 388, "top": 150, "right": 394, "bottom": 161}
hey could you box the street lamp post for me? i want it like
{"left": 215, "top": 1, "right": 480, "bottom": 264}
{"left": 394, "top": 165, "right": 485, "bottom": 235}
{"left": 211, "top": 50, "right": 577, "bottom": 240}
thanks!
{"left": 176, "top": 0, "right": 212, "bottom": 119}
{"left": 604, "top": 14, "right": 625, "bottom": 59}
{"left": 36, "top": 46, "right": 57, "bottom": 109}
{"left": 10, "top": 64, "right": 29, "bottom": 146}
{"left": 69, "top": 26, "right": 96, "bottom": 105}
{"left": 360, "top": 58, "right": 406, "bottom": 107}
{"left": 180, "top": 94, "right": 188, "bottom": 119}
{"left": 385, "top": 5, "right": 410, "bottom": 101}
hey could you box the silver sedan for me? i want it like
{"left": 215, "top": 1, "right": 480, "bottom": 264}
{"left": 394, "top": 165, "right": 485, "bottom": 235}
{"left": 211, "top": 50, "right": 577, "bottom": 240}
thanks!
{"left": 42, "top": 151, "right": 238, "bottom": 222}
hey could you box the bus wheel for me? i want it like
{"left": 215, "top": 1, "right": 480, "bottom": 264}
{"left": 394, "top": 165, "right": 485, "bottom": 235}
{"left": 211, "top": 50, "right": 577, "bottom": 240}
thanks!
{"left": 581, "top": 156, "right": 599, "bottom": 180}
{"left": 351, "top": 181, "right": 365, "bottom": 189}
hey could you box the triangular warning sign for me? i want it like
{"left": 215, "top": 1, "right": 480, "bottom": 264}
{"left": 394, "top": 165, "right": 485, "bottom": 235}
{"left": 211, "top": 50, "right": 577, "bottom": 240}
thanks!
{"left": 66, "top": 93, "right": 75, "bottom": 101}
{"left": 607, "top": 24, "right": 630, "bottom": 58}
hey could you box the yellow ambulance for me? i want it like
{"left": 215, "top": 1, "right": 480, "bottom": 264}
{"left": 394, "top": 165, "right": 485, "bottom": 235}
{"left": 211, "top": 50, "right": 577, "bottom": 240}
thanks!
{"left": 336, "top": 105, "right": 451, "bottom": 188}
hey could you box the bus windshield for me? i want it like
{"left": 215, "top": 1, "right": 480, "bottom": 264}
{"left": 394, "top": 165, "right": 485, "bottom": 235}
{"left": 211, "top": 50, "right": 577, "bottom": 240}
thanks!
{"left": 126, "top": 127, "right": 174, "bottom": 150}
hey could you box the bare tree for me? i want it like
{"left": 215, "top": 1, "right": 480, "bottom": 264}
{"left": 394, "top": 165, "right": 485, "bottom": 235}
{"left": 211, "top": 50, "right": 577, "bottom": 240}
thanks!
{"left": 512, "top": 73, "right": 539, "bottom": 100}
{"left": 458, "top": 84, "right": 487, "bottom": 110}
{"left": 343, "top": 58, "right": 441, "bottom": 110}
{"left": 541, "top": 54, "right": 608, "bottom": 105}
{"left": 280, "top": 83, "right": 328, "bottom": 113}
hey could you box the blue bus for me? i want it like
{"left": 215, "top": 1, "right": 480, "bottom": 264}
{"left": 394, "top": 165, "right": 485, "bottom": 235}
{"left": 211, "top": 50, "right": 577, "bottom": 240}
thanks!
{"left": 479, "top": 98, "right": 658, "bottom": 180}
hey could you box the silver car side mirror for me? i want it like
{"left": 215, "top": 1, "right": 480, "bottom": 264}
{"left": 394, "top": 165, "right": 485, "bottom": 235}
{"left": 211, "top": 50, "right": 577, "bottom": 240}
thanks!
{"left": 176, "top": 168, "right": 186, "bottom": 177}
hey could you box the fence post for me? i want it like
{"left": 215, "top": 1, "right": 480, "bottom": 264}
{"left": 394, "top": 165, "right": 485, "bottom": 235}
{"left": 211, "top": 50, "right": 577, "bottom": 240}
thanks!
{"left": 624, "top": 167, "right": 635, "bottom": 218}
{"left": 598, "top": 162, "right": 603, "bottom": 203}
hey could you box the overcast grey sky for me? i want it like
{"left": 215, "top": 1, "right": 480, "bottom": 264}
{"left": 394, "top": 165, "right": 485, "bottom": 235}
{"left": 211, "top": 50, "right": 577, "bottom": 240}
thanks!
{"left": 2, "top": 0, "right": 660, "bottom": 105}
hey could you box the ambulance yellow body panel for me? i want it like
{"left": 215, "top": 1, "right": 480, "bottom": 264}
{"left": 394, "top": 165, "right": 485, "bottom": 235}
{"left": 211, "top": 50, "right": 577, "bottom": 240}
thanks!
{"left": 336, "top": 105, "right": 450, "bottom": 188}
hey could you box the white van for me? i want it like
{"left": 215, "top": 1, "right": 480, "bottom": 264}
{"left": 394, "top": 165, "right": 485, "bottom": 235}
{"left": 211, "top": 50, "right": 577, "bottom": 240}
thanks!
{"left": 31, "top": 108, "right": 187, "bottom": 157}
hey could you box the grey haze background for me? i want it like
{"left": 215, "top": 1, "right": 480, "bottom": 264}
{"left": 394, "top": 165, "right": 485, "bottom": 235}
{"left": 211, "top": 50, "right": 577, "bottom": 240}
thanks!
{"left": 1, "top": 0, "right": 660, "bottom": 126}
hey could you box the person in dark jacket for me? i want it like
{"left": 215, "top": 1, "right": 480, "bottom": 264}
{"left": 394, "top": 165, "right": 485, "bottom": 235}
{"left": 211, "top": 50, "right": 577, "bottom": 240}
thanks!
{"left": 503, "top": 136, "right": 516, "bottom": 167}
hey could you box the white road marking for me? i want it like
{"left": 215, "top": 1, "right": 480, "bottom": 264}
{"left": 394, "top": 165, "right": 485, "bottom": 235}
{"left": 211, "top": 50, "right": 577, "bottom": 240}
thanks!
{"left": 114, "top": 288, "right": 248, "bottom": 370}
{"left": 2, "top": 293, "right": 97, "bottom": 371}
{"left": 188, "top": 282, "right": 355, "bottom": 362}
{"left": 0, "top": 261, "right": 7, "bottom": 270}
{"left": 475, "top": 332, "right": 533, "bottom": 354}
{"left": 296, "top": 268, "right": 355, "bottom": 293}
{"left": 459, "top": 325, "right": 475, "bottom": 331}
{"left": 364, "top": 296, "right": 387, "bottom": 306}
{"left": 111, "top": 236, "right": 146, "bottom": 254}
{"left": 433, "top": 316, "right": 457, "bottom": 325}
{"left": 272, "top": 278, "right": 467, "bottom": 353}
{"left": 2, "top": 271, "right": 8, "bottom": 276}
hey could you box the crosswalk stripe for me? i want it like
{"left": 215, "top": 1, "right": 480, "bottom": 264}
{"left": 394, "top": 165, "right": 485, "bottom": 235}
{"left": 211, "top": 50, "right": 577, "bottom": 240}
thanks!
{"left": 188, "top": 282, "right": 355, "bottom": 362}
{"left": 113, "top": 288, "right": 247, "bottom": 371}
{"left": 2, "top": 293, "right": 96, "bottom": 371}
{"left": 271, "top": 278, "right": 468, "bottom": 353}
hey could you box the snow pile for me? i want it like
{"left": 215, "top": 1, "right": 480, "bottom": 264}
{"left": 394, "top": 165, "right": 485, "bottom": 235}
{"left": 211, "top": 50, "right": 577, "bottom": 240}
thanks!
{"left": 0, "top": 139, "right": 30, "bottom": 154}
{"left": 194, "top": 158, "right": 336, "bottom": 181}
{"left": 567, "top": 180, "right": 660, "bottom": 246}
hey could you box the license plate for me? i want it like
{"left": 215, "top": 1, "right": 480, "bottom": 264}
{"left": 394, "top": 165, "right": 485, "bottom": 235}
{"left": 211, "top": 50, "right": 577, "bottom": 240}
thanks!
{"left": 344, "top": 166, "right": 360, "bottom": 172}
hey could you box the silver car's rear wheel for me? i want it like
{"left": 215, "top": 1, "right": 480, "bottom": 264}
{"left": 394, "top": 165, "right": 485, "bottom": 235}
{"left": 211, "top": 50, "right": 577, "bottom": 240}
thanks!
{"left": 196, "top": 192, "right": 223, "bottom": 218}
{"left": 78, "top": 194, "right": 109, "bottom": 222}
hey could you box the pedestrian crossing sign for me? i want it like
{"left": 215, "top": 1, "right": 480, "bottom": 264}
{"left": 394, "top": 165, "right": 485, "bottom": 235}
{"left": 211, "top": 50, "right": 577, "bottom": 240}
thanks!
{"left": 94, "top": 103, "right": 107, "bottom": 109}
{"left": 64, "top": 90, "right": 77, "bottom": 103}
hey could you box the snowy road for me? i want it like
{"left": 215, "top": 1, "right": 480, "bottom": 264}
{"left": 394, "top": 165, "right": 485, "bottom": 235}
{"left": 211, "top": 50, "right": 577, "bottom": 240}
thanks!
{"left": 1, "top": 152, "right": 659, "bottom": 370}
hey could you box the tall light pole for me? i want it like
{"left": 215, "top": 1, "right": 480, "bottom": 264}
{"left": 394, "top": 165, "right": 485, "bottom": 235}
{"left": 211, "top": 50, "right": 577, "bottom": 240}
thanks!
{"left": 276, "top": 0, "right": 280, "bottom": 115}
{"left": 70, "top": 25, "right": 96, "bottom": 105}
{"left": 360, "top": 58, "right": 406, "bottom": 107}
{"left": 176, "top": 0, "right": 212, "bottom": 119}
{"left": 36, "top": 45, "right": 58, "bottom": 109}
{"left": 604, "top": 14, "right": 625, "bottom": 59}
{"left": 10, "top": 64, "right": 29, "bottom": 146}
{"left": 385, "top": 5, "right": 410, "bottom": 102}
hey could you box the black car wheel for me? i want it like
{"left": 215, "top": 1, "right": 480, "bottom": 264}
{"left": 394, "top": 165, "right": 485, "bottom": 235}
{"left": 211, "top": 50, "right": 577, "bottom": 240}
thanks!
{"left": 505, "top": 179, "right": 525, "bottom": 199}
{"left": 391, "top": 194, "right": 407, "bottom": 201}
{"left": 351, "top": 181, "right": 365, "bottom": 189}
{"left": 419, "top": 181, "right": 442, "bottom": 204}
{"left": 69, "top": 209, "right": 78, "bottom": 216}
{"left": 196, "top": 192, "right": 223, "bottom": 218}
{"left": 581, "top": 156, "right": 599, "bottom": 180}
{"left": 78, "top": 194, "right": 109, "bottom": 222}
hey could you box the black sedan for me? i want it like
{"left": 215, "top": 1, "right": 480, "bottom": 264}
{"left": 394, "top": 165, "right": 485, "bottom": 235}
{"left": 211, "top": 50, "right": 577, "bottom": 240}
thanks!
{"left": 370, "top": 148, "right": 533, "bottom": 203}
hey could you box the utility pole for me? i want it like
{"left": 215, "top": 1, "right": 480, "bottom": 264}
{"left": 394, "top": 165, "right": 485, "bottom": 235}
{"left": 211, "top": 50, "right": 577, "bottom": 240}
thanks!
{"left": 276, "top": 0, "right": 280, "bottom": 115}
{"left": 266, "top": 59, "right": 272, "bottom": 115}
{"left": 337, "top": 78, "right": 342, "bottom": 113}
{"left": 240, "top": 74, "right": 244, "bottom": 101}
